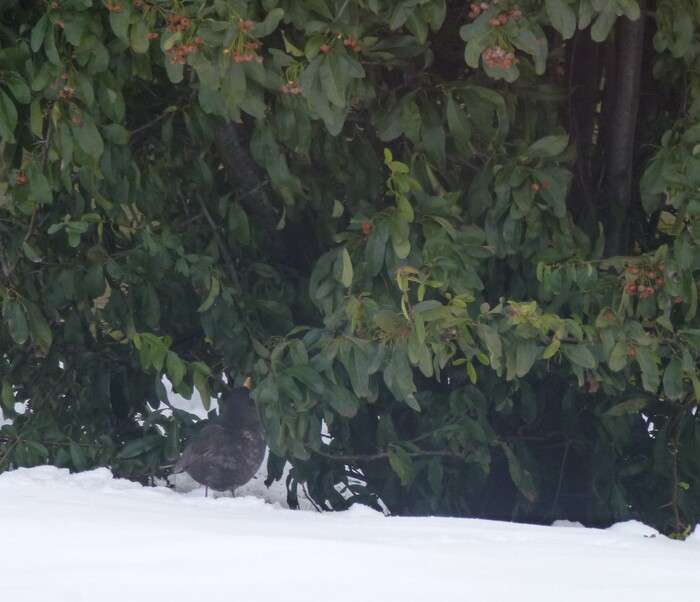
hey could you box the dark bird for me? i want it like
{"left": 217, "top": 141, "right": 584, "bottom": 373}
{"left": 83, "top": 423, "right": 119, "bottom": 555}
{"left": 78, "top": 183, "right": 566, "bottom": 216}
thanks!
{"left": 173, "top": 387, "right": 266, "bottom": 496}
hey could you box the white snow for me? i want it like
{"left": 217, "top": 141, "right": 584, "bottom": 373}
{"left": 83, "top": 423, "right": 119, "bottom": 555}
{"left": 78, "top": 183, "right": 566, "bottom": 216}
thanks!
{"left": 1, "top": 465, "right": 698, "bottom": 601}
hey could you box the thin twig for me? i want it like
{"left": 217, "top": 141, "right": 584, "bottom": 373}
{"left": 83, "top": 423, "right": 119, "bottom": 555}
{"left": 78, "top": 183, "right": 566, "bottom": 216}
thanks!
{"left": 130, "top": 112, "right": 170, "bottom": 138}
{"left": 551, "top": 442, "right": 570, "bottom": 515}
{"left": 332, "top": 0, "right": 351, "bottom": 23}
{"left": 312, "top": 447, "right": 467, "bottom": 462}
{"left": 238, "top": 179, "right": 269, "bottom": 203}
{"left": 669, "top": 395, "right": 693, "bottom": 532}
{"left": 196, "top": 196, "right": 241, "bottom": 289}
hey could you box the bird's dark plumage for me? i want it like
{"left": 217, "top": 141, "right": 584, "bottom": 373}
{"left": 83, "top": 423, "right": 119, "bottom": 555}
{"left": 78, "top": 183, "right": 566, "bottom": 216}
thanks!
{"left": 173, "top": 387, "right": 266, "bottom": 494}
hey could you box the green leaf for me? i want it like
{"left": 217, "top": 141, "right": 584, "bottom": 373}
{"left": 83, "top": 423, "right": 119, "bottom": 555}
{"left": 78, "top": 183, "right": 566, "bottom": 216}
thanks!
{"left": 222, "top": 61, "right": 247, "bottom": 109}
{"left": 603, "top": 397, "right": 648, "bottom": 417}
{"left": 166, "top": 351, "right": 186, "bottom": 386}
{"left": 193, "top": 370, "right": 211, "bottom": 410}
{"left": 117, "top": 435, "right": 163, "bottom": 459}
{"left": 562, "top": 344, "right": 596, "bottom": 369}
{"left": 542, "top": 337, "right": 560, "bottom": 359}
{"left": 325, "top": 382, "right": 359, "bottom": 417}
{"left": 662, "top": 357, "right": 684, "bottom": 401}
{"left": 0, "top": 89, "right": 18, "bottom": 143}
{"left": 27, "top": 165, "right": 52, "bottom": 204}
{"left": 4, "top": 300, "right": 29, "bottom": 345}
{"left": 1, "top": 380, "right": 14, "bottom": 411}
{"left": 365, "top": 222, "right": 389, "bottom": 276}
{"left": 72, "top": 115, "right": 105, "bottom": 157}
{"left": 340, "top": 248, "right": 353, "bottom": 288}
{"left": 608, "top": 341, "right": 629, "bottom": 372}
{"left": 446, "top": 96, "right": 472, "bottom": 152}
{"left": 3, "top": 73, "right": 31, "bottom": 104}
{"left": 388, "top": 445, "right": 413, "bottom": 486}
{"left": 197, "top": 276, "right": 220, "bottom": 313}
{"left": 396, "top": 195, "right": 414, "bottom": 222}
{"left": 319, "top": 52, "right": 346, "bottom": 108}
{"left": 515, "top": 340, "right": 539, "bottom": 377}
{"left": 635, "top": 347, "right": 659, "bottom": 393}
{"left": 590, "top": 7, "right": 617, "bottom": 42}
{"left": 31, "top": 13, "right": 49, "bottom": 53}
{"left": 249, "top": 8, "right": 284, "bottom": 38}
{"left": 26, "top": 302, "right": 52, "bottom": 355}
{"left": 130, "top": 19, "right": 150, "bottom": 54}
{"left": 30, "top": 98, "right": 44, "bottom": 137}
{"left": 501, "top": 443, "right": 537, "bottom": 502}
{"left": 285, "top": 365, "right": 324, "bottom": 394}
{"left": 103, "top": 124, "right": 130, "bottom": 145}
{"left": 69, "top": 441, "right": 88, "bottom": 471}
{"left": 109, "top": 7, "right": 130, "bottom": 42}
{"left": 546, "top": 0, "right": 577, "bottom": 39}
{"left": 526, "top": 134, "right": 569, "bottom": 158}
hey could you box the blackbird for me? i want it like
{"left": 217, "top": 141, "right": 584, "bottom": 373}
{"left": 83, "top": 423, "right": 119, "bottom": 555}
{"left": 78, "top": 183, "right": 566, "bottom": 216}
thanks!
{"left": 173, "top": 387, "right": 266, "bottom": 495}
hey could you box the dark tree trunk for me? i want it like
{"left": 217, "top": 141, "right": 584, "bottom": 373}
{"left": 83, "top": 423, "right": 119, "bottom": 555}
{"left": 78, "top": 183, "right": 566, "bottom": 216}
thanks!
{"left": 567, "top": 28, "right": 604, "bottom": 232}
{"left": 602, "top": 3, "right": 647, "bottom": 257}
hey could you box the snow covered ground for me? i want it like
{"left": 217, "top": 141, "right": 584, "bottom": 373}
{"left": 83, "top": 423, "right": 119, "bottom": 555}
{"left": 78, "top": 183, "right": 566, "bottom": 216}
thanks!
{"left": 1, "top": 465, "right": 698, "bottom": 602}
{"left": 2, "top": 389, "right": 699, "bottom": 599}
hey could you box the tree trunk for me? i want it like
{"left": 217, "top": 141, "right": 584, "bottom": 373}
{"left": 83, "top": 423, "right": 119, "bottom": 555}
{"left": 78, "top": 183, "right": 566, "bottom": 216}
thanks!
{"left": 603, "top": 3, "right": 647, "bottom": 257}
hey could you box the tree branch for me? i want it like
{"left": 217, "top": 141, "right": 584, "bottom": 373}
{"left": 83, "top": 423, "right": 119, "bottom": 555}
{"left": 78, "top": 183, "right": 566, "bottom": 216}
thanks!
{"left": 196, "top": 196, "right": 240, "bottom": 289}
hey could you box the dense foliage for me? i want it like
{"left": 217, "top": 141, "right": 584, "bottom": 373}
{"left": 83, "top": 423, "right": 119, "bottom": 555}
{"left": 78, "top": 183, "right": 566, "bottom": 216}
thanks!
{"left": 2, "top": 0, "right": 700, "bottom": 535}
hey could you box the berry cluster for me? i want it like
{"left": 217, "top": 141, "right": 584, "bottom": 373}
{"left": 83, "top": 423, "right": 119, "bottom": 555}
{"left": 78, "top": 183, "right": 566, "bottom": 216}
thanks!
{"left": 530, "top": 180, "right": 549, "bottom": 192}
{"left": 166, "top": 13, "right": 191, "bottom": 32}
{"left": 59, "top": 85, "right": 74, "bottom": 98}
{"left": 222, "top": 19, "right": 263, "bottom": 64}
{"left": 165, "top": 40, "right": 203, "bottom": 65}
{"left": 104, "top": 2, "right": 124, "bottom": 12}
{"left": 280, "top": 82, "right": 302, "bottom": 94}
{"left": 468, "top": 2, "right": 522, "bottom": 22}
{"left": 14, "top": 172, "right": 28, "bottom": 185}
{"left": 468, "top": 2, "right": 491, "bottom": 18}
{"left": 482, "top": 45, "right": 516, "bottom": 69}
{"left": 621, "top": 263, "right": 665, "bottom": 299}
{"left": 342, "top": 37, "right": 361, "bottom": 53}
{"left": 362, "top": 221, "right": 372, "bottom": 235}
{"left": 224, "top": 41, "right": 263, "bottom": 64}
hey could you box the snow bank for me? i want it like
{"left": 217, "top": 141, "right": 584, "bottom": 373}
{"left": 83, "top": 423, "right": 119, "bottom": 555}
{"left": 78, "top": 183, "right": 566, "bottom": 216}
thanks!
{"left": 1, "top": 466, "right": 698, "bottom": 602}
